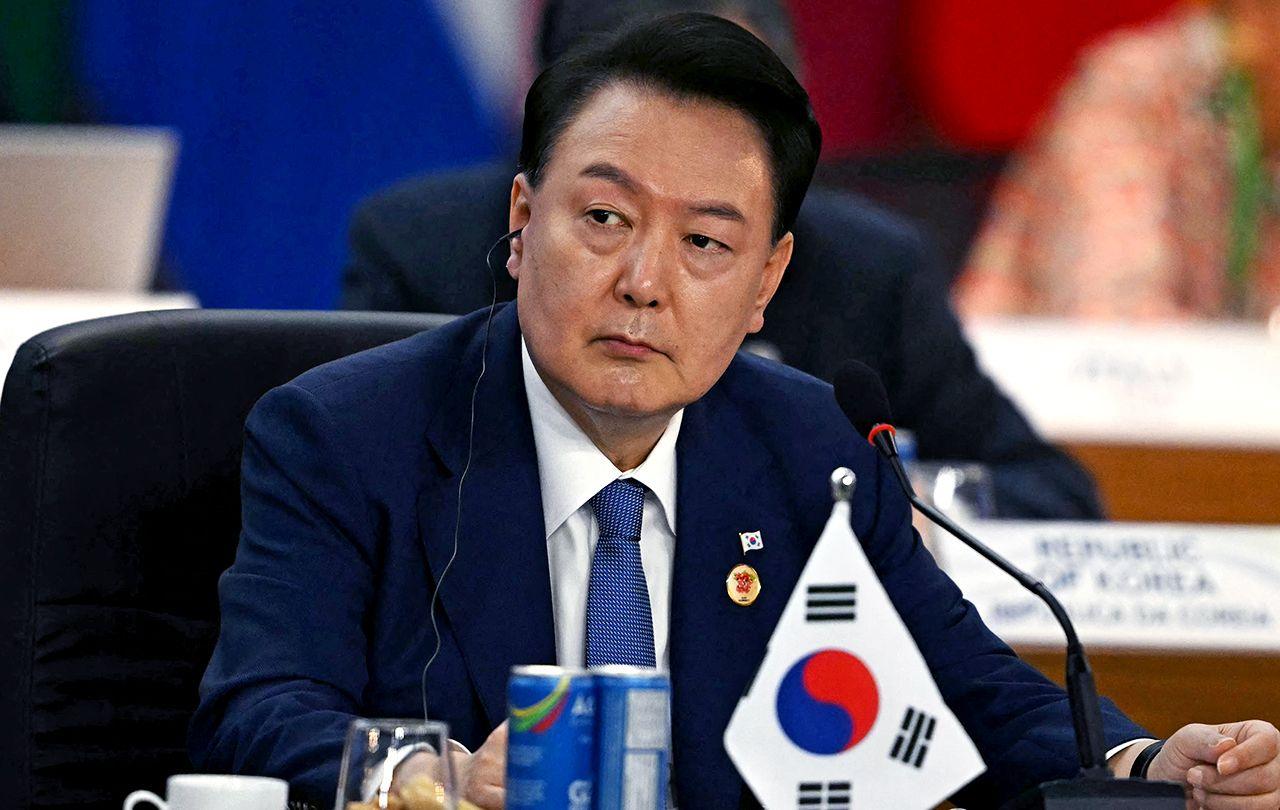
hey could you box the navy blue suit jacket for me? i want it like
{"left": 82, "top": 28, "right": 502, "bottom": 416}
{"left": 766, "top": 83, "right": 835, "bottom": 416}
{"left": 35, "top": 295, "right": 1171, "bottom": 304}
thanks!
{"left": 190, "top": 304, "right": 1143, "bottom": 807}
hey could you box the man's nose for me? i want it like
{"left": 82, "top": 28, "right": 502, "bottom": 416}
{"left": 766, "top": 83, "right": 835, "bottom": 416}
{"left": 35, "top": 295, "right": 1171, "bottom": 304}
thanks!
{"left": 615, "top": 234, "right": 672, "bottom": 309}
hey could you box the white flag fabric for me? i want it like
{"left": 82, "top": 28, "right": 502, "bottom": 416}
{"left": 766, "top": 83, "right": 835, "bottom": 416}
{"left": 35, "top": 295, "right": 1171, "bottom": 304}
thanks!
{"left": 724, "top": 498, "right": 985, "bottom": 809}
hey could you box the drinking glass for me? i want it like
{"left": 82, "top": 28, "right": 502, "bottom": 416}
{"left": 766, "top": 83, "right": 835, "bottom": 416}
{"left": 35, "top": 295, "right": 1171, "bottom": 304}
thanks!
{"left": 334, "top": 719, "right": 456, "bottom": 810}
{"left": 908, "top": 462, "right": 997, "bottom": 560}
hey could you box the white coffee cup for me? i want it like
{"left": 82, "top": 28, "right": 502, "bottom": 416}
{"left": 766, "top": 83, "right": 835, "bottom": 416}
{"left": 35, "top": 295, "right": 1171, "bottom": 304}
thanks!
{"left": 123, "top": 774, "right": 288, "bottom": 810}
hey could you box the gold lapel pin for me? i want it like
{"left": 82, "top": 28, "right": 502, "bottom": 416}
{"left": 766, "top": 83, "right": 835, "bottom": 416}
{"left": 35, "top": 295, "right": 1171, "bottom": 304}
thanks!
{"left": 727, "top": 563, "right": 761, "bottom": 606}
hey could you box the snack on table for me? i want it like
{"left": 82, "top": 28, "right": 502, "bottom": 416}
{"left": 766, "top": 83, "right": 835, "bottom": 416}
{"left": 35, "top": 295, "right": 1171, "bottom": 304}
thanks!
{"left": 345, "top": 774, "right": 479, "bottom": 810}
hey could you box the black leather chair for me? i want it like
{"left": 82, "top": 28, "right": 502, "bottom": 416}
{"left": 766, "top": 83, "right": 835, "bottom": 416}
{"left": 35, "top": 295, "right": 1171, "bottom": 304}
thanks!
{"left": 0, "top": 309, "right": 453, "bottom": 810}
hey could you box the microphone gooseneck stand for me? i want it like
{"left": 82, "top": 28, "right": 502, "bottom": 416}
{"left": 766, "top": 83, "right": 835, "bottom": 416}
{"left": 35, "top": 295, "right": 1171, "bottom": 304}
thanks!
{"left": 868, "top": 427, "right": 1185, "bottom": 809}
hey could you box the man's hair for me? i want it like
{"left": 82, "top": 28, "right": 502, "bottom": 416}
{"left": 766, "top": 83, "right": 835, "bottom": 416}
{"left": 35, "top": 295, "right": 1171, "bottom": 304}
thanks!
{"left": 518, "top": 13, "right": 821, "bottom": 242}
{"left": 537, "top": 0, "right": 799, "bottom": 75}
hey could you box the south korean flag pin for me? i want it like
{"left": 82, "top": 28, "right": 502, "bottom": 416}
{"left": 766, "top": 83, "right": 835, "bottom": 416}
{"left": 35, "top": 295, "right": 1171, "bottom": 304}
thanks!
{"left": 739, "top": 530, "right": 764, "bottom": 554}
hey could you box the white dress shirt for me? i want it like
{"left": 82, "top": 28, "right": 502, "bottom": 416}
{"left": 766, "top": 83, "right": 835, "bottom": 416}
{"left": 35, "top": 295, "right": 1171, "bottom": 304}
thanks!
{"left": 521, "top": 340, "right": 681, "bottom": 670}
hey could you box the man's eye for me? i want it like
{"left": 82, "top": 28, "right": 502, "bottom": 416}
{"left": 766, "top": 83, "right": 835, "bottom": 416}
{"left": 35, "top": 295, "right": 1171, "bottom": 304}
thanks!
{"left": 689, "top": 233, "right": 728, "bottom": 252}
{"left": 588, "top": 209, "right": 622, "bottom": 226}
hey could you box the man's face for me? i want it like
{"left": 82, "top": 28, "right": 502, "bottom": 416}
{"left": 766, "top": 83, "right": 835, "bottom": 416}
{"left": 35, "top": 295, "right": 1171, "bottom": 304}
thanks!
{"left": 507, "top": 83, "right": 793, "bottom": 425}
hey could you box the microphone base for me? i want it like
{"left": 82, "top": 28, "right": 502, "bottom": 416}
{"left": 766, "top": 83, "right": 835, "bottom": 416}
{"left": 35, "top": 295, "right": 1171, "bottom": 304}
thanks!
{"left": 1000, "top": 778, "right": 1185, "bottom": 809}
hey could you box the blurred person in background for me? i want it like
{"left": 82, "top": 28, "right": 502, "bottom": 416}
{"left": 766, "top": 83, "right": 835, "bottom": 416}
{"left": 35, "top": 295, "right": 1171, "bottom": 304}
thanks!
{"left": 343, "top": 0, "right": 1105, "bottom": 520}
{"left": 958, "top": 0, "right": 1280, "bottom": 323}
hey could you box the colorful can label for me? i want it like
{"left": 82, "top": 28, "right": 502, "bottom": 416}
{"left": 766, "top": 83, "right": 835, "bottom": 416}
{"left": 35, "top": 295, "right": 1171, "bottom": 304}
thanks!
{"left": 592, "top": 666, "right": 670, "bottom": 810}
{"left": 506, "top": 665, "right": 595, "bottom": 809}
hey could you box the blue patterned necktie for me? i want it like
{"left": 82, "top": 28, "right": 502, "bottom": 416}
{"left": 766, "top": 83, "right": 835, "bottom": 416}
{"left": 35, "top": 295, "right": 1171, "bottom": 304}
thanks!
{"left": 585, "top": 479, "right": 657, "bottom": 668}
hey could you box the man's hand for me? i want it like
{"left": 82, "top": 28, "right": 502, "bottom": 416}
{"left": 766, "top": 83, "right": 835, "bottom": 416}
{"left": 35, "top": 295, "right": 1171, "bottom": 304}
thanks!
{"left": 386, "top": 722, "right": 507, "bottom": 810}
{"left": 455, "top": 721, "right": 508, "bottom": 810}
{"left": 1147, "top": 720, "right": 1280, "bottom": 809}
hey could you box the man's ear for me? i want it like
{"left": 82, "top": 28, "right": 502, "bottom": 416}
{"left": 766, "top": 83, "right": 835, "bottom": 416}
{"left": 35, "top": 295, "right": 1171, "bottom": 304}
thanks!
{"left": 746, "top": 231, "right": 793, "bottom": 334}
{"left": 507, "top": 174, "right": 534, "bottom": 279}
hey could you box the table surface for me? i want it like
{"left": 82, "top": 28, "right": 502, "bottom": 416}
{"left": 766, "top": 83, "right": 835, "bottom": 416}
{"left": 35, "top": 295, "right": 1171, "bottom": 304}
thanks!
{"left": 1019, "top": 646, "right": 1280, "bottom": 741}
{"left": 1067, "top": 442, "right": 1280, "bottom": 525}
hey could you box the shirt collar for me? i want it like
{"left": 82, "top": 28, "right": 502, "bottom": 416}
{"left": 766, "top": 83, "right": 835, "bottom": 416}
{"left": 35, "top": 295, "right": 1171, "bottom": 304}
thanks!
{"left": 521, "top": 339, "right": 681, "bottom": 540}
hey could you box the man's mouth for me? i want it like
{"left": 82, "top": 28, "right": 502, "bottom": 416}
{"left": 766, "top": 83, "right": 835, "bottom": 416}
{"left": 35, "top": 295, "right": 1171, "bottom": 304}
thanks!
{"left": 598, "top": 333, "right": 663, "bottom": 359}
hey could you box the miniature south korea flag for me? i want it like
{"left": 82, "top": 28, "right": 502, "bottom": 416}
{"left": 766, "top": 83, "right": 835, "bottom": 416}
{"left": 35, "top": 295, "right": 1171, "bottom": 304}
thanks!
{"left": 740, "top": 530, "right": 764, "bottom": 553}
{"left": 724, "top": 468, "right": 985, "bottom": 809}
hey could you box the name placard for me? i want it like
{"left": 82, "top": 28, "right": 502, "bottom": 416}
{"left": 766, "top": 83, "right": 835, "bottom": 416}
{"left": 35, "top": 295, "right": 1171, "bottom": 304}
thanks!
{"left": 936, "top": 520, "right": 1280, "bottom": 651}
{"left": 964, "top": 318, "right": 1280, "bottom": 448}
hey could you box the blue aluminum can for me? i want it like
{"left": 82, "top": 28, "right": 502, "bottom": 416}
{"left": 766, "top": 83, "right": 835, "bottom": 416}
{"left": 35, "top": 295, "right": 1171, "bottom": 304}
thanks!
{"left": 506, "top": 665, "right": 596, "bottom": 810}
{"left": 591, "top": 666, "right": 670, "bottom": 810}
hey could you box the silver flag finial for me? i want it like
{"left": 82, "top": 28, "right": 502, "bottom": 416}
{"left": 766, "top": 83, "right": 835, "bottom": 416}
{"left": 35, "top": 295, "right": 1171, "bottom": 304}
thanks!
{"left": 829, "top": 467, "right": 856, "bottom": 502}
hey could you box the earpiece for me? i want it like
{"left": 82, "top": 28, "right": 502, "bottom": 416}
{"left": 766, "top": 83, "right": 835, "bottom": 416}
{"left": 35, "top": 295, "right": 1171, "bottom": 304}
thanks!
{"left": 421, "top": 228, "right": 521, "bottom": 721}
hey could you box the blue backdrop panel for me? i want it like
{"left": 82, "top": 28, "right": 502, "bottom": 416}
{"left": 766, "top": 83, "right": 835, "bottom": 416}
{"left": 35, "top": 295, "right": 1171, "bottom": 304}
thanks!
{"left": 73, "top": 0, "right": 505, "bottom": 308}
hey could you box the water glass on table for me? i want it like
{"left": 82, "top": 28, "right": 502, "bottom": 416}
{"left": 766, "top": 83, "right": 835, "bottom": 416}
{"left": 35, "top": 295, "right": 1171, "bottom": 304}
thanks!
{"left": 908, "top": 461, "right": 997, "bottom": 559}
{"left": 336, "top": 718, "right": 458, "bottom": 810}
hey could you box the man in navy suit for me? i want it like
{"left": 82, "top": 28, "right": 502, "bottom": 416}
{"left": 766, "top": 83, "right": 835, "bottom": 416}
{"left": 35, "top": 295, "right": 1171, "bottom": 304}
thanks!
{"left": 342, "top": 0, "right": 1104, "bottom": 522}
{"left": 192, "top": 14, "right": 1280, "bottom": 810}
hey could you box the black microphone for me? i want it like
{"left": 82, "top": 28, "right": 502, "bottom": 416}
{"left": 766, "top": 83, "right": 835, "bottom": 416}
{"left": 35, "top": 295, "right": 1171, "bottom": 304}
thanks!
{"left": 833, "top": 362, "right": 1184, "bottom": 808}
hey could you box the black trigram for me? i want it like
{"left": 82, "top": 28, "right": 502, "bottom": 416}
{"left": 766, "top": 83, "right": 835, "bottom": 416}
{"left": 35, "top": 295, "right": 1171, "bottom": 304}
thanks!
{"left": 797, "top": 781, "right": 850, "bottom": 808}
{"left": 889, "top": 706, "right": 936, "bottom": 768}
{"left": 805, "top": 583, "right": 857, "bottom": 622}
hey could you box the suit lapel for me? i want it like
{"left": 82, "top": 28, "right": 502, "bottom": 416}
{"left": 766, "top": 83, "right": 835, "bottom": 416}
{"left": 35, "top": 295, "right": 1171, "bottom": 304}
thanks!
{"left": 417, "top": 304, "right": 556, "bottom": 728}
{"left": 670, "top": 382, "right": 811, "bottom": 806}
